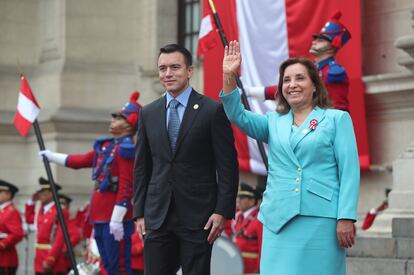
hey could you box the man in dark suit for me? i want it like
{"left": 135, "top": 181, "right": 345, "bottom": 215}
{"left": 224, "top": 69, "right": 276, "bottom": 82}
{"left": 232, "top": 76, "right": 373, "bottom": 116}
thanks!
{"left": 133, "top": 44, "right": 239, "bottom": 275}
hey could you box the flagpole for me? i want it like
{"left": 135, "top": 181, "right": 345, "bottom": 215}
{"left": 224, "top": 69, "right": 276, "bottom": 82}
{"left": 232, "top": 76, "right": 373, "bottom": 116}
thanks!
{"left": 208, "top": 0, "right": 268, "bottom": 171}
{"left": 24, "top": 232, "right": 29, "bottom": 275}
{"left": 32, "top": 120, "right": 79, "bottom": 275}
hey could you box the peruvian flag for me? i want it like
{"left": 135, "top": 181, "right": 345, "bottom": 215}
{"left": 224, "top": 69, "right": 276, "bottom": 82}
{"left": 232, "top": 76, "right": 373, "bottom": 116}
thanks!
{"left": 201, "top": 0, "right": 370, "bottom": 174}
{"left": 197, "top": 14, "right": 217, "bottom": 58}
{"left": 14, "top": 76, "right": 41, "bottom": 137}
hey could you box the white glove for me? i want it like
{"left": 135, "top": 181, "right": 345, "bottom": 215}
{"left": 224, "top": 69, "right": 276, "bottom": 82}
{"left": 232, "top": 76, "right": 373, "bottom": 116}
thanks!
{"left": 39, "top": 150, "right": 68, "bottom": 166}
{"left": 110, "top": 205, "right": 127, "bottom": 241}
{"left": 243, "top": 86, "right": 266, "bottom": 100}
{"left": 109, "top": 221, "right": 124, "bottom": 241}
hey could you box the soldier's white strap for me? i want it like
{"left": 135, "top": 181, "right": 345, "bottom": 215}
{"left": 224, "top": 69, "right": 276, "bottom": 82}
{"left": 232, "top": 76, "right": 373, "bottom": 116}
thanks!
{"left": 244, "top": 86, "right": 266, "bottom": 100}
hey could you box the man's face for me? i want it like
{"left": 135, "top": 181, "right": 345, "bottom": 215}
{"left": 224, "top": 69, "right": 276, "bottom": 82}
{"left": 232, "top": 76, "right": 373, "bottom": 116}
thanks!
{"left": 60, "top": 201, "right": 69, "bottom": 209}
{"left": 309, "top": 37, "right": 332, "bottom": 56}
{"left": 236, "top": 196, "right": 255, "bottom": 212}
{"left": 38, "top": 190, "right": 53, "bottom": 205}
{"left": 0, "top": 190, "right": 12, "bottom": 204}
{"left": 158, "top": 52, "right": 193, "bottom": 96}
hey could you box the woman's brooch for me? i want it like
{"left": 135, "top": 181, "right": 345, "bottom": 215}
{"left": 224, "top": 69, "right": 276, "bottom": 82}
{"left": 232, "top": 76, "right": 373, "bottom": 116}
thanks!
{"left": 308, "top": 119, "right": 318, "bottom": 130}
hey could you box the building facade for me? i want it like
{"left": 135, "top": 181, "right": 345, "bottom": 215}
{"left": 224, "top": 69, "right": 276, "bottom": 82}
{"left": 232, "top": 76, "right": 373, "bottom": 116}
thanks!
{"left": 0, "top": 0, "right": 413, "bottom": 273}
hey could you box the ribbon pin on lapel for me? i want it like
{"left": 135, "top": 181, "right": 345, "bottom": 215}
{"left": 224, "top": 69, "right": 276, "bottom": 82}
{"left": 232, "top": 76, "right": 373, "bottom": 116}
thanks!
{"left": 309, "top": 119, "right": 318, "bottom": 130}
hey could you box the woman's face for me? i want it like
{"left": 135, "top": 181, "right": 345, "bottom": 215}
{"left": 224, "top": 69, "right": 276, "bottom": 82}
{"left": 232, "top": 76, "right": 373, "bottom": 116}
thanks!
{"left": 281, "top": 63, "right": 315, "bottom": 110}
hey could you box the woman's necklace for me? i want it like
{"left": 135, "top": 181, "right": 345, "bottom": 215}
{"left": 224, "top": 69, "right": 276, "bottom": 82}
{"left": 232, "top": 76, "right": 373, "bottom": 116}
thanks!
{"left": 293, "top": 118, "right": 302, "bottom": 127}
{"left": 293, "top": 108, "right": 312, "bottom": 127}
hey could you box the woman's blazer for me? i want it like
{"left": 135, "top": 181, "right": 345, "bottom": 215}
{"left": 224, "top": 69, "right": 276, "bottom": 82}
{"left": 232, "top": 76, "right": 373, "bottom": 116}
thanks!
{"left": 220, "top": 89, "right": 360, "bottom": 233}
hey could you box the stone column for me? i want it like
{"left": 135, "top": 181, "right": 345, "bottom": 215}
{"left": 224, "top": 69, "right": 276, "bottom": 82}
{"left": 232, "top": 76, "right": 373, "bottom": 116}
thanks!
{"left": 366, "top": 20, "right": 414, "bottom": 235}
{"left": 368, "top": 143, "right": 414, "bottom": 235}
{"left": 0, "top": 0, "right": 179, "bottom": 202}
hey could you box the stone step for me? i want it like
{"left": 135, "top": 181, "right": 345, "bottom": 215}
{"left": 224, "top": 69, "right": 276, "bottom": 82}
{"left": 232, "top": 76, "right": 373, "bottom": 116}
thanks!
{"left": 346, "top": 257, "right": 414, "bottom": 275}
{"left": 393, "top": 218, "right": 414, "bottom": 238}
{"left": 348, "top": 235, "right": 414, "bottom": 259}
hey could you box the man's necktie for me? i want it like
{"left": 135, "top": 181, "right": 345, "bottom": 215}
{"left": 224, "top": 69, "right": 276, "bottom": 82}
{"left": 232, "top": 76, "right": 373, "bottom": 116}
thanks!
{"left": 168, "top": 99, "right": 180, "bottom": 152}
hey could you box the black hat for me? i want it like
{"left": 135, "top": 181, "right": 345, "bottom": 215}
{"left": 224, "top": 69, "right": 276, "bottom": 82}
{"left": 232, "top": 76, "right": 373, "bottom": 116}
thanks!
{"left": 237, "top": 182, "right": 258, "bottom": 199}
{"left": 58, "top": 194, "right": 72, "bottom": 205}
{"left": 0, "top": 179, "right": 19, "bottom": 195}
{"left": 37, "top": 177, "right": 62, "bottom": 192}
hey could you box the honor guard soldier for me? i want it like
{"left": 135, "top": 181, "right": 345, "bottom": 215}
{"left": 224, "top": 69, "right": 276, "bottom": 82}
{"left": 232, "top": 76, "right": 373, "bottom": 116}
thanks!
{"left": 244, "top": 11, "right": 351, "bottom": 112}
{"left": 0, "top": 180, "right": 24, "bottom": 275}
{"left": 234, "top": 183, "right": 263, "bottom": 274}
{"left": 73, "top": 202, "right": 93, "bottom": 240}
{"left": 32, "top": 177, "right": 69, "bottom": 275}
{"left": 40, "top": 91, "right": 142, "bottom": 275}
{"left": 310, "top": 11, "right": 351, "bottom": 111}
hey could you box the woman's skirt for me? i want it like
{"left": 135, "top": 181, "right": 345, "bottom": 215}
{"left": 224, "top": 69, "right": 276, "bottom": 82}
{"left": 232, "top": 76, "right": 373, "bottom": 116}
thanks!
{"left": 260, "top": 215, "right": 345, "bottom": 275}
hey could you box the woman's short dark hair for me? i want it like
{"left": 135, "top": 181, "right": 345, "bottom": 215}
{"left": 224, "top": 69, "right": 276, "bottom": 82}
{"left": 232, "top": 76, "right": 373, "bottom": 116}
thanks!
{"left": 275, "top": 57, "right": 331, "bottom": 114}
{"left": 159, "top": 44, "right": 193, "bottom": 67}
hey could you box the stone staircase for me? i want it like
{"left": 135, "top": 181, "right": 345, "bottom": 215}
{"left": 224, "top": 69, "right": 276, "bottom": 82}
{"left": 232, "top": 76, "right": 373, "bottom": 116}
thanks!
{"left": 347, "top": 218, "right": 414, "bottom": 275}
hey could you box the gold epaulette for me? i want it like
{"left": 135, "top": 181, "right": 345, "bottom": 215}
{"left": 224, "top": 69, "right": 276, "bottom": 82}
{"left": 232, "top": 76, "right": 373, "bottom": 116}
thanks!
{"left": 35, "top": 243, "right": 51, "bottom": 250}
{"left": 241, "top": 252, "right": 258, "bottom": 258}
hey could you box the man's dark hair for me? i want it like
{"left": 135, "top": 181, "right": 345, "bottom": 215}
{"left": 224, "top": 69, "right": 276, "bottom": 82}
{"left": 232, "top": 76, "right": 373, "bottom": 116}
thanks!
{"left": 159, "top": 44, "right": 193, "bottom": 67}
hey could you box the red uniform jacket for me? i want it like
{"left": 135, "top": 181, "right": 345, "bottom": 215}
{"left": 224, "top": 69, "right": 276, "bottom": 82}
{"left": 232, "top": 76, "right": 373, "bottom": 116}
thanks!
{"left": 234, "top": 207, "right": 263, "bottom": 274}
{"left": 0, "top": 202, "right": 24, "bottom": 268}
{"left": 25, "top": 202, "right": 35, "bottom": 224}
{"left": 65, "top": 138, "right": 134, "bottom": 223}
{"left": 263, "top": 57, "right": 349, "bottom": 111}
{"left": 34, "top": 204, "right": 69, "bottom": 273}
{"left": 131, "top": 226, "right": 144, "bottom": 271}
{"left": 318, "top": 57, "right": 349, "bottom": 111}
{"left": 223, "top": 219, "right": 233, "bottom": 238}
{"left": 74, "top": 205, "right": 93, "bottom": 239}
{"left": 362, "top": 211, "right": 377, "bottom": 230}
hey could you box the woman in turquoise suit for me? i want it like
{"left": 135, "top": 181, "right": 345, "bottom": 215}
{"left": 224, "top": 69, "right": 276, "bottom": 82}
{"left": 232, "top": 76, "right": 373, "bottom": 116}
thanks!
{"left": 220, "top": 41, "right": 360, "bottom": 275}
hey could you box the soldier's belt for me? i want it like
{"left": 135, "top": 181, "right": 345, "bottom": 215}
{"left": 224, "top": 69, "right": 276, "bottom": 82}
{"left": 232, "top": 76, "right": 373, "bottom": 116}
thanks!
{"left": 35, "top": 243, "right": 51, "bottom": 250}
{"left": 236, "top": 231, "right": 258, "bottom": 240}
{"left": 0, "top": 232, "right": 8, "bottom": 239}
{"left": 94, "top": 180, "right": 118, "bottom": 193}
{"left": 241, "top": 252, "right": 259, "bottom": 258}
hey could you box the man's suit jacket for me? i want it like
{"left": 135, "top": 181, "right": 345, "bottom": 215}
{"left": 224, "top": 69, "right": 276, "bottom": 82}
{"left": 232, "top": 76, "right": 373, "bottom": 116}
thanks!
{"left": 133, "top": 89, "right": 239, "bottom": 230}
{"left": 221, "top": 89, "right": 360, "bottom": 234}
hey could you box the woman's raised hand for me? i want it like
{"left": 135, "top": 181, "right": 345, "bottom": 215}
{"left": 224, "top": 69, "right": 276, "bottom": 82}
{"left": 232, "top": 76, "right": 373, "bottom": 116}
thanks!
{"left": 223, "top": 40, "right": 241, "bottom": 75}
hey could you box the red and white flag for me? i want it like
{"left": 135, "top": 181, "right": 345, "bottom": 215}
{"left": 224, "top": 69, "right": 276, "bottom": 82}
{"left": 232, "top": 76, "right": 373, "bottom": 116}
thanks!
{"left": 197, "top": 14, "right": 217, "bottom": 58}
{"left": 201, "top": 0, "right": 370, "bottom": 174}
{"left": 14, "top": 76, "right": 41, "bottom": 137}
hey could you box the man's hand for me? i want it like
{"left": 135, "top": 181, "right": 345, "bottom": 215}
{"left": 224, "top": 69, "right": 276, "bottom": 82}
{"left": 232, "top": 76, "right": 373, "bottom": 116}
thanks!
{"left": 38, "top": 150, "right": 68, "bottom": 166}
{"left": 43, "top": 260, "right": 53, "bottom": 272}
{"left": 136, "top": 218, "right": 146, "bottom": 240}
{"left": 109, "top": 221, "right": 124, "bottom": 241}
{"left": 109, "top": 204, "right": 127, "bottom": 241}
{"left": 204, "top": 213, "right": 225, "bottom": 245}
{"left": 337, "top": 219, "right": 355, "bottom": 248}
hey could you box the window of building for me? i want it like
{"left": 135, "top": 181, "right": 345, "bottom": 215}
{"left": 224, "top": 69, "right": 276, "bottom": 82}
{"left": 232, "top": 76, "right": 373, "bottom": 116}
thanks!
{"left": 178, "top": 0, "right": 201, "bottom": 57}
